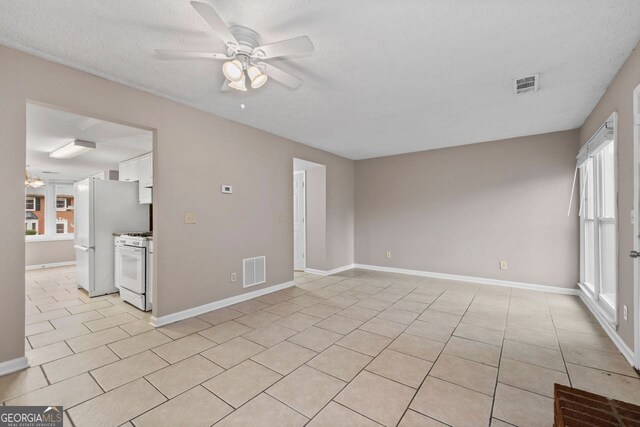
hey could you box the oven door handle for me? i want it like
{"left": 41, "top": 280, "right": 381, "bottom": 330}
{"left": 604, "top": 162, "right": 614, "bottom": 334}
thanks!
{"left": 117, "top": 245, "right": 145, "bottom": 254}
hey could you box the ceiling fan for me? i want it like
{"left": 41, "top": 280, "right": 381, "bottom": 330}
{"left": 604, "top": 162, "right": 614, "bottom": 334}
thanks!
{"left": 156, "top": 1, "right": 314, "bottom": 91}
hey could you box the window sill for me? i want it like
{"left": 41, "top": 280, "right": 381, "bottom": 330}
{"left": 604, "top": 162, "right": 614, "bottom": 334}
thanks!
{"left": 26, "top": 235, "right": 74, "bottom": 243}
{"left": 577, "top": 282, "right": 617, "bottom": 327}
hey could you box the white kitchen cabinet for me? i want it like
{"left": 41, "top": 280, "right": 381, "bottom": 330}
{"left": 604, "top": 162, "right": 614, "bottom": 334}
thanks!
{"left": 118, "top": 158, "right": 139, "bottom": 182}
{"left": 138, "top": 153, "right": 153, "bottom": 188}
{"left": 139, "top": 183, "right": 152, "bottom": 204}
{"left": 119, "top": 152, "right": 153, "bottom": 204}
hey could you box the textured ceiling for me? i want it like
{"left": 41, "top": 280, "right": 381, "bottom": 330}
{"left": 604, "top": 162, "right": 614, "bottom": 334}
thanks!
{"left": 3, "top": 1, "right": 640, "bottom": 159}
{"left": 27, "top": 103, "right": 152, "bottom": 182}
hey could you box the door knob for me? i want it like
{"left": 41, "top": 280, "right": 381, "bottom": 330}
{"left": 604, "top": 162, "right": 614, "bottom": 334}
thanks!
{"left": 630, "top": 251, "right": 640, "bottom": 258}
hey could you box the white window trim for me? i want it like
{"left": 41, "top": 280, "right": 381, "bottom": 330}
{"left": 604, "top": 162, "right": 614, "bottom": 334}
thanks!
{"left": 26, "top": 234, "right": 74, "bottom": 242}
{"left": 578, "top": 112, "right": 618, "bottom": 327}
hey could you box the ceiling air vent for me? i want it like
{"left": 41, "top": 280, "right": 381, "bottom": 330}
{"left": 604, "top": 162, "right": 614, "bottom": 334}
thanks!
{"left": 513, "top": 74, "right": 539, "bottom": 94}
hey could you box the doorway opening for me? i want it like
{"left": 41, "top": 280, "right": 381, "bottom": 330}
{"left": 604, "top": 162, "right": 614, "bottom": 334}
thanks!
{"left": 293, "top": 158, "right": 326, "bottom": 275}
{"left": 24, "top": 101, "right": 157, "bottom": 367}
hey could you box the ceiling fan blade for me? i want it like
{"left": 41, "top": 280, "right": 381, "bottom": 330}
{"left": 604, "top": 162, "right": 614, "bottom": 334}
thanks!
{"left": 253, "top": 36, "right": 314, "bottom": 59}
{"left": 155, "top": 50, "right": 230, "bottom": 60}
{"left": 190, "top": 1, "right": 239, "bottom": 48}
{"left": 256, "top": 62, "right": 303, "bottom": 90}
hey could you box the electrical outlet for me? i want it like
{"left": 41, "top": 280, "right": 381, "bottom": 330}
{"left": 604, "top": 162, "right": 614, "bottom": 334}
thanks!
{"left": 230, "top": 272, "right": 237, "bottom": 283}
{"left": 185, "top": 212, "right": 197, "bottom": 224}
{"left": 385, "top": 251, "right": 392, "bottom": 259}
{"left": 624, "top": 305, "right": 628, "bottom": 321}
{"left": 499, "top": 261, "right": 508, "bottom": 270}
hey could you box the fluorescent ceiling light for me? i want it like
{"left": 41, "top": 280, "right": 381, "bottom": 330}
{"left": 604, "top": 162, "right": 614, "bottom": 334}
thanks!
{"left": 50, "top": 139, "right": 96, "bottom": 159}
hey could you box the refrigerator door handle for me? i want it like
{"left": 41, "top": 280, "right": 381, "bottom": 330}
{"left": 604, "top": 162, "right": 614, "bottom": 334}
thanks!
{"left": 74, "top": 245, "right": 93, "bottom": 252}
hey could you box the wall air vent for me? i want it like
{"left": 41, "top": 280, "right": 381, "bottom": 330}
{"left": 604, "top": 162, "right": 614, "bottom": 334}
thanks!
{"left": 513, "top": 74, "right": 539, "bottom": 94}
{"left": 243, "top": 256, "right": 266, "bottom": 288}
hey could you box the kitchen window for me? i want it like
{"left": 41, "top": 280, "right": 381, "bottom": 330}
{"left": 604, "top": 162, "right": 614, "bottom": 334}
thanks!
{"left": 55, "top": 185, "right": 74, "bottom": 234}
{"left": 25, "top": 183, "right": 74, "bottom": 240}
{"left": 578, "top": 113, "right": 617, "bottom": 323}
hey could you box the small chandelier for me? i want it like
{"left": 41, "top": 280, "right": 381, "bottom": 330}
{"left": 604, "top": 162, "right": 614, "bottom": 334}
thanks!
{"left": 25, "top": 170, "right": 45, "bottom": 188}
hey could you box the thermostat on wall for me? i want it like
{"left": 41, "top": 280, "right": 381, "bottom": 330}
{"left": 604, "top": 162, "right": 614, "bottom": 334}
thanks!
{"left": 221, "top": 185, "right": 233, "bottom": 194}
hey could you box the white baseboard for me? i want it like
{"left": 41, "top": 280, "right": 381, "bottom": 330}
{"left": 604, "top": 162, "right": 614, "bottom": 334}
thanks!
{"left": 0, "top": 356, "right": 29, "bottom": 376}
{"left": 304, "top": 264, "right": 356, "bottom": 276}
{"left": 149, "top": 280, "right": 296, "bottom": 327}
{"left": 25, "top": 261, "right": 76, "bottom": 271}
{"left": 354, "top": 264, "right": 579, "bottom": 295}
{"left": 578, "top": 290, "right": 636, "bottom": 367}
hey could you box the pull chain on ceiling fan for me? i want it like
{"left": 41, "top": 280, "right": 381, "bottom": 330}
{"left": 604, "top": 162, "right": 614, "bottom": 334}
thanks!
{"left": 156, "top": 1, "right": 314, "bottom": 91}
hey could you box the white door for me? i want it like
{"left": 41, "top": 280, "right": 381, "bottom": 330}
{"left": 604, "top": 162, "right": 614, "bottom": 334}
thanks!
{"left": 293, "top": 171, "right": 306, "bottom": 270}
{"left": 634, "top": 84, "right": 640, "bottom": 369}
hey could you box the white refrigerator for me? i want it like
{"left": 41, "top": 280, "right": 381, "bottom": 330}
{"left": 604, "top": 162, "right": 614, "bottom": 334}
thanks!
{"left": 74, "top": 178, "right": 149, "bottom": 297}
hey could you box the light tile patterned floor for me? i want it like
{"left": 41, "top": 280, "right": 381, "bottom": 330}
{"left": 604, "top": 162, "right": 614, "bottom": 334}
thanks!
{"left": 2, "top": 266, "right": 639, "bottom": 426}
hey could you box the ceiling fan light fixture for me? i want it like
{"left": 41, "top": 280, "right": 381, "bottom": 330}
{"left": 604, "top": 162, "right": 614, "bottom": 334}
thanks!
{"left": 222, "top": 59, "right": 244, "bottom": 82}
{"left": 228, "top": 73, "right": 247, "bottom": 91}
{"left": 247, "top": 65, "right": 268, "bottom": 89}
{"left": 30, "top": 178, "right": 45, "bottom": 188}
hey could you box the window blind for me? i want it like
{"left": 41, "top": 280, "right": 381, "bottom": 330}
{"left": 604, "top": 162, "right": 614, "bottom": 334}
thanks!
{"left": 567, "top": 114, "right": 616, "bottom": 216}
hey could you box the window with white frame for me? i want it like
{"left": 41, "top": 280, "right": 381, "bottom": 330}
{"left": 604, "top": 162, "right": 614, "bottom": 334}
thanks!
{"left": 578, "top": 114, "right": 617, "bottom": 321}
{"left": 25, "top": 183, "right": 74, "bottom": 239}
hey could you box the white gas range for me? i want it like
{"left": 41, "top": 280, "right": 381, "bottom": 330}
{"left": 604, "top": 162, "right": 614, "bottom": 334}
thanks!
{"left": 114, "top": 232, "right": 153, "bottom": 311}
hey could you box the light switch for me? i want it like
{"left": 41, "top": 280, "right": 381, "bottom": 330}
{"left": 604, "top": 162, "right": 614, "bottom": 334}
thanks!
{"left": 185, "top": 212, "right": 197, "bottom": 224}
{"left": 221, "top": 185, "right": 232, "bottom": 194}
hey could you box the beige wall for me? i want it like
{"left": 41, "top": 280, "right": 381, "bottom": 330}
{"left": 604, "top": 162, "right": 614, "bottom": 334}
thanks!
{"left": 26, "top": 239, "right": 75, "bottom": 267}
{"left": 0, "top": 45, "right": 355, "bottom": 365}
{"left": 355, "top": 130, "right": 580, "bottom": 288}
{"left": 579, "top": 42, "right": 640, "bottom": 349}
{"left": 305, "top": 166, "right": 327, "bottom": 271}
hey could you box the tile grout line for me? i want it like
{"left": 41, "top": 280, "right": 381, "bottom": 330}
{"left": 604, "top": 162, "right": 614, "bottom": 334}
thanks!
{"left": 291, "top": 277, "right": 427, "bottom": 426}
{"left": 22, "top": 267, "right": 630, "bottom": 426}
{"left": 487, "top": 286, "right": 511, "bottom": 423}
{"left": 399, "top": 283, "right": 483, "bottom": 426}
{"left": 545, "top": 292, "right": 573, "bottom": 388}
